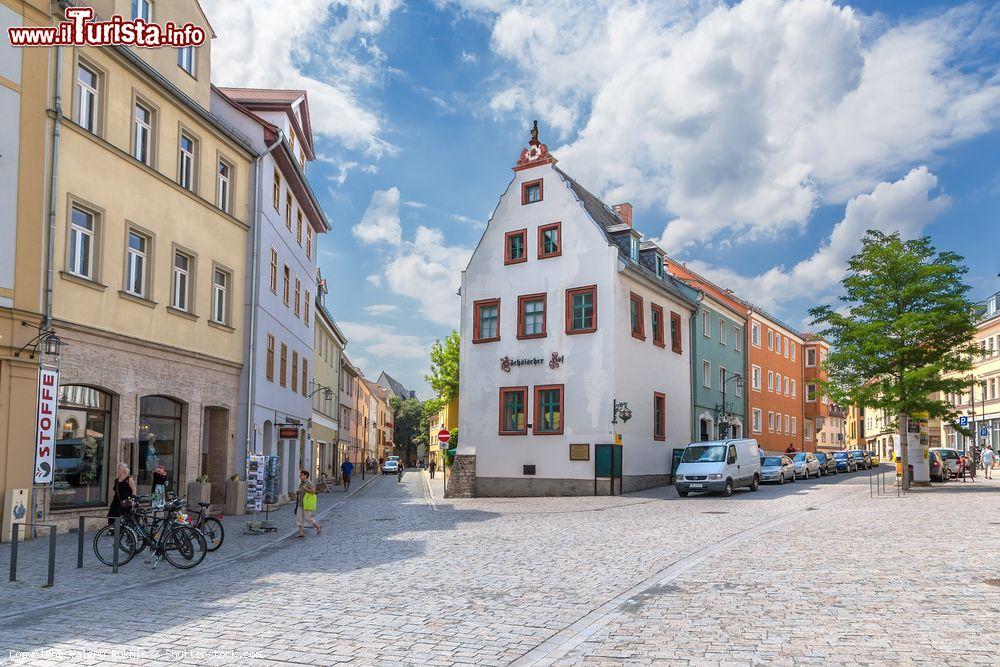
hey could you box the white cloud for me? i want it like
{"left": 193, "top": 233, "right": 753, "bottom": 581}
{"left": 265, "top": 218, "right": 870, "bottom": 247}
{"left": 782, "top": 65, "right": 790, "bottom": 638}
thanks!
{"left": 450, "top": 213, "right": 486, "bottom": 230}
{"left": 364, "top": 304, "right": 398, "bottom": 316}
{"left": 460, "top": 50, "right": 478, "bottom": 64}
{"left": 461, "top": 0, "right": 999, "bottom": 250}
{"left": 353, "top": 187, "right": 403, "bottom": 245}
{"left": 202, "top": 0, "right": 400, "bottom": 156}
{"left": 687, "top": 167, "right": 951, "bottom": 314}
{"left": 366, "top": 274, "right": 383, "bottom": 287}
{"left": 403, "top": 200, "right": 428, "bottom": 209}
{"left": 338, "top": 322, "right": 429, "bottom": 360}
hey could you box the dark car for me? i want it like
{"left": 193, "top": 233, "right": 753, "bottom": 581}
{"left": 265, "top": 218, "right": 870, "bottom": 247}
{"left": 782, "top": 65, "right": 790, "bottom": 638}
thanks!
{"left": 814, "top": 452, "right": 838, "bottom": 476}
{"left": 848, "top": 449, "right": 871, "bottom": 470}
{"left": 929, "top": 450, "right": 950, "bottom": 482}
{"left": 833, "top": 451, "right": 858, "bottom": 472}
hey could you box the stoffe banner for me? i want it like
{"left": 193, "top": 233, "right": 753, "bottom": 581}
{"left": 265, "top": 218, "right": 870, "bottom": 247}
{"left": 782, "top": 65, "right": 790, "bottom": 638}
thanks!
{"left": 34, "top": 367, "right": 60, "bottom": 484}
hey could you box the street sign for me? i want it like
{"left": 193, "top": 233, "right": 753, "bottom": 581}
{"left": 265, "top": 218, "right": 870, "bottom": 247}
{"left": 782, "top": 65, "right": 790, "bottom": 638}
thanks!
{"left": 437, "top": 428, "right": 451, "bottom": 444}
{"left": 278, "top": 425, "right": 300, "bottom": 439}
{"left": 958, "top": 416, "right": 969, "bottom": 426}
{"left": 981, "top": 428, "right": 990, "bottom": 437}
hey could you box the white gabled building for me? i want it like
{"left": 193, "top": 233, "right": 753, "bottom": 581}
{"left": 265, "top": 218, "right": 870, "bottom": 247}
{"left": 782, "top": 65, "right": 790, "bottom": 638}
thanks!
{"left": 455, "top": 125, "right": 699, "bottom": 496}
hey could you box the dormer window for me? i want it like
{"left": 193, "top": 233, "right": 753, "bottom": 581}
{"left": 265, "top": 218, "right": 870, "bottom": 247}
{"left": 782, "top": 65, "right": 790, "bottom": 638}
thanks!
{"left": 521, "top": 179, "right": 543, "bottom": 205}
{"left": 629, "top": 236, "right": 639, "bottom": 262}
{"left": 655, "top": 255, "right": 664, "bottom": 278}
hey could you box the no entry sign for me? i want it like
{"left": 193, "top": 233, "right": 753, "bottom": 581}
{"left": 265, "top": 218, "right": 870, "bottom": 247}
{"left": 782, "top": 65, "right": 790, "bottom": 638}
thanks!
{"left": 437, "top": 428, "right": 451, "bottom": 444}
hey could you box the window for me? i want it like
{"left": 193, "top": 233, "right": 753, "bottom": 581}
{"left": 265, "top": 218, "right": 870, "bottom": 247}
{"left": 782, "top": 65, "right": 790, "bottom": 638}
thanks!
{"left": 171, "top": 250, "right": 192, "bottom": 311}
{"left": 75, "top": 63, "right": 99, "bottom": 133}
{"left": 273, "top": 170, "right": 281, "bottom": 210}
{"left": 132, "top": 0, "right": 152, "bottom": 20}
{"left": 670, "top": 311, "right": 682, "bottom": 353}
{"left": 178, "top": 133, "right": 196, "bottom": 191}
{"left": 784, "top": 414, "right": 790, "bottom": 434}
{"left": 125, "top": 230, "right": 149, "bottom": 297}
{"left": 727, "top": 445, "right": 738, "bottom": 465}
{"left": 791, "top": 380, "right": 796, "bottom": 397}
{"left": 784, "top": 377, "right": 790, "bottom": 396}
{"left": 266, "top": 334, "right": 275, "bottom": 381}
{"left": 735, "top": 374, "right": 743, "bottom": 397}
{"left": 791, "top": 417, "right": 797, "bottom": 436}
{"left": 473, "top": 298, "right": 500, "bottom": 343}
{"left": 629, "top": 236, "right": 639, "bottom": 262}
{"left": 653, "top": 392, "right": 666, "bottom": 441}
{"left": 783, "top": 337, "right": 789, "bottom": 357}
{"left": 702, "top": 360, "right": 711, "bottom": 388}
{"left": 790, "top": 342, "right": 796, "bottom": 361}
{"left": 719, "top": 367, "right": 728, "bottom": 392}
{"left": 499, "top": 387, "right": 527, "bottom": 435}
{"left": 294, "top": 278, "right": 301, "bottom": 317}
{"left": 306, "top": 227, "right": 313, "bottom": 260}
{"left": 285, "top": 193, "right": 293, "bottom": 230}
{"left": 283, "top": 265, "right": 290, "bottom": 305}
{"left": 504, "top": 229, "right": 527, "bottom": 265}
{"left": 752, "top": 322, "right": 761, "bottom": 347}
{"left": 68, "top": 206, "right": 95, "bottom": 279}
{"left": 776, "top": 373, "right": 782, "bottom": 392}
{"left": 304, "top": 291, "right": 310, "bottom": 327}
{"left": 751, "top": 365, "right": 761, "bottom": 391}
{"left": 768, "top": 370, "right": 774, "bottom": 392}
{"left": 768, "top": 411, "right": 774, "bottom": 432}
{"left": 178, "top": 45, "right": 196, "bottom": 76}
{"left": 521, "top": 179, "right": 542, "bottom": 205}
{"left": 517, "top": 294, "right": 547, "bottom": 339}
{"left": 804, "top": 420, "right": 813, "bottom": 440}
{"left": 752, "top": 408, "right": 762, "bottom": 433}
{"left": 133, "top": 102, "right": 152, "bottom": 165}
{"left": 629, "top": 292, "right": 645, "bottom": 340}
{"left": 538, "top": 222, "right": 561, "bottom": 258}
{"left": 217, "top": 160, "right": 232, "bottom": 213}
{"left": 735, "top": 326, "right": 742, "bottom": 351}
{"left": 269, "top": 248, "right": 278, "bottom": 293}
{"left": 701, "top": 311, "right": 710, "bottom": 338}
{"left": 806, "top": 383, "right": 817, "bottom": 402}
{"left": 655, "top": 255, "right": 664, "bottom": 278}
{"left": 296, "top": 209, "right": 303, "bottom": 246}
{"left": 566, "top": 285, "right": 597, "bottom": 334}
{"left": 719, "top": 319, "right": 727, "bottom": 345}
{"left": 291, "top": 351, "right": 299, "bottom": 392}
{"left": 806, "top": 348, "right": 817, "bottom": 367}
{"left": 302, "top": 359, "right": 308, "bottom": 397}
{"left": 651, "top": 303, "right": 664, "bottom": 347}
{"left": 533, "top": 385, "right": 563, "bottom": 435}
{"left": 211, "top": 269, "right": 229, "bottom": 325}
{"left": 767, "top": 330, "right": 774, "bottom": 351}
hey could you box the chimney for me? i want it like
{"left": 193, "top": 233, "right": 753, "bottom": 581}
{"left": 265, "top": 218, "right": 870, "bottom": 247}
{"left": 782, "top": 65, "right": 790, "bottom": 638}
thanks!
{"left": 613, "top": 203, "right": 633, "bottom": 228}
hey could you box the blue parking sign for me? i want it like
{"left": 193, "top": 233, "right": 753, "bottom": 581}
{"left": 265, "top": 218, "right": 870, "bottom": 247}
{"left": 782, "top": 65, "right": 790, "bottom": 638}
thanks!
{"left": 981, "top": 428, "right": 990, "bottom": 437}
{"left": 958, "top": 416, "right": 969, "bottom": 426}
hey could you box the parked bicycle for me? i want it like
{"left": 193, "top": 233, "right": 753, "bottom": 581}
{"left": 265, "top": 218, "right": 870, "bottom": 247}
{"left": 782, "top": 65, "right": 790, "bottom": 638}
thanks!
{"left": 93, "top": 497, "right": 207, "bottom": 569}
{"left": 188, "top": 501, "right": 225, "bottom": 552}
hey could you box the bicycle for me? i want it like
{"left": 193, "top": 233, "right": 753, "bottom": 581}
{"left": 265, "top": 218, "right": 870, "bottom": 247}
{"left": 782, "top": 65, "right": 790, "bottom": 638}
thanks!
{"left": 188, "top": 501, "right": 225, "bottom": 552}
{"left": 93, "top": 498, "right": 207, "bottom": 569}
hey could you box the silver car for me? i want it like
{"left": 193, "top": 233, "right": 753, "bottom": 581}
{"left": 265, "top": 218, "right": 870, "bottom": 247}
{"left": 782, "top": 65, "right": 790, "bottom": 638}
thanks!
{"left": 791, "top": 452, "right": 821, "bottom": 479}
{"left": 930, "top": 448, "right": 963, "bottom": 477}
{"left": 760, "top": 455, "right": 796, "bottom": 484}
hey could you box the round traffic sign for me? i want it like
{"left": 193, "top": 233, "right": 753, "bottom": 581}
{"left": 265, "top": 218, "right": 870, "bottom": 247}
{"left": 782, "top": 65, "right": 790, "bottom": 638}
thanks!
{"left": 438, "top": 428, "right": 451, "bottom": 444}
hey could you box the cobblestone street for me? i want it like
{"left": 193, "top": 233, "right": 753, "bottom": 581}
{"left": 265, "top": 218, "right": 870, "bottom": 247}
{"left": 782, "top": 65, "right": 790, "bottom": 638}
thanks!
{"left": 2, "top": 468, "right": 999, "bottom": 666}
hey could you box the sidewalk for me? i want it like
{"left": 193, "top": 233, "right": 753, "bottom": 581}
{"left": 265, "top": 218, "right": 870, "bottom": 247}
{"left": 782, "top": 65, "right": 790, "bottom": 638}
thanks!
{"left": 0, "top": 473, "right": 380, "bottom": 618}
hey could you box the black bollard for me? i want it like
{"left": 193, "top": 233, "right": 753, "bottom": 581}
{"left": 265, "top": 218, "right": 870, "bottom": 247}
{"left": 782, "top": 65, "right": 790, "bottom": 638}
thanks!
{"left": 45, "top": 526, "right": 56, "bottom": 588}
{"left": 77, "top": 517, "right": 85, "bottom": 569}
{"left": 9, "top": 523, "right": 18, "bottom": 582}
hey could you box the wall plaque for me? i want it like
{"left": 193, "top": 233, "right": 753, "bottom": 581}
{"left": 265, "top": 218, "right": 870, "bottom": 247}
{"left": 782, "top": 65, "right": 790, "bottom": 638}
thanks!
{"left": 569, "top": 443, "right": 590, "bottom": 461}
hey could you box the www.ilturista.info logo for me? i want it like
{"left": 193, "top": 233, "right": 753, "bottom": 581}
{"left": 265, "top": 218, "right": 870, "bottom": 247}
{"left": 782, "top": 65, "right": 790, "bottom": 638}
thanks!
{"left": 7, "top": 7, "right": 206, "bottom": 48}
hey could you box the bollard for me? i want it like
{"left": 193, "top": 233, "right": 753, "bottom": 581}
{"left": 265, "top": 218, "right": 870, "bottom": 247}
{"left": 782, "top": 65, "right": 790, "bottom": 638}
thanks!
{"left": 77, "top": 517, "right": 85, "bottom": 569}
{"left": 45, "top": 526, "right": 56, "bottom": 588}
{"left": 9, "top": 523, "right": 18, "bottom": 582}
{"left": 112, "top": 517, "right": 121, "bottom": 574}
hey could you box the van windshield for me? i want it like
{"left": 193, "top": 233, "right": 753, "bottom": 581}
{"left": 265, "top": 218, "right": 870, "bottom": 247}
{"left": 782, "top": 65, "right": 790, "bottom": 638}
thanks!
{"left": 681, "top": 445, "right": 727, "bottom": 463}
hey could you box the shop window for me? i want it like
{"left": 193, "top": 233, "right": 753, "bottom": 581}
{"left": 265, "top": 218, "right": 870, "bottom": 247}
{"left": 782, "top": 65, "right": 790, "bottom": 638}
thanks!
{"left": 499, "top": 387, "right": 527, "bottom": 435}
{"left": 504, "top": 229, "right": 527, "bottom": 265}
{"left": 566, "top": 285, "right": 597, "bottom": 334}
{"left": 517, "top": 293, "right": 547, "bottom": 339}
{"left": 53, "top": 386, "right": 112, "bottom": 509}
{"left": 473, "top": 298, "right": 501, "bottom": 343}
{"left": 533, "top": 385, "right": 563, "bottom": 435}
{"left": 538, "top": 222, "right": 561, "bottom": 258}
{"left": 138, "top": 395, "right": 182, "bottom": 494}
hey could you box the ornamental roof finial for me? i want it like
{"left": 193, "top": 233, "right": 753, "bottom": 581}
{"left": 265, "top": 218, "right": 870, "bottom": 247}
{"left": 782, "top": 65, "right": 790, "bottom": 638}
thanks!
{"left": 529, "top": 119, "right": 539, "bottom": 146}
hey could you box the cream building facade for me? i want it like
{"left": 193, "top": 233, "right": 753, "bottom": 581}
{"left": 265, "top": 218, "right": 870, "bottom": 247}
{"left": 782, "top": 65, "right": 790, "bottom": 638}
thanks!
{"left": 312, "top": 284, "right": 346, "bottom": 481}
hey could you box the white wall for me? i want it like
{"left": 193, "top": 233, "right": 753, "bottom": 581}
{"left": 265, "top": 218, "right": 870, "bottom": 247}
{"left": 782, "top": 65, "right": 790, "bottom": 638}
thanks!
{"left": 0, "top": 4, "right": 21, "bottom": 307}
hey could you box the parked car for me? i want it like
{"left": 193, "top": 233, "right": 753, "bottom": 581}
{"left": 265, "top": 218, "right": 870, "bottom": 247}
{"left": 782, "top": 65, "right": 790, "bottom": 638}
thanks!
{"left": 675, "top": 439, "right": 762, "bottom": 497}
{"left": 867, "top": 451, "right": 881, "bottom": 466}
{"left": 848, "top": 449, "right": 872, "bottom": 470}
{"left": 833, "top": 451, "right": 858, "bottom": 472}
{"left": 381, "top": 460, "right": 400, "bottom": 475}
{"left": 929, "top": 450, "right": 950, "bottom": 482}
{"left": 792, "top": 452, "right": 821, "bottom": 479}
{"left": 814, "top": 452, "right": 838, "bottom": 476}
{"left": 930, "top": 448, "right": 963, "bottom": 477}
{"left": 760, "top": 456, "right": 796, "bottom": 484}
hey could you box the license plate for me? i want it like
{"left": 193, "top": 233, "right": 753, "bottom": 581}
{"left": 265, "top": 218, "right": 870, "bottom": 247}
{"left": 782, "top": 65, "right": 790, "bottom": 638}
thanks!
{"left": 689, "top": 483, "right": 703, "bottom": 488}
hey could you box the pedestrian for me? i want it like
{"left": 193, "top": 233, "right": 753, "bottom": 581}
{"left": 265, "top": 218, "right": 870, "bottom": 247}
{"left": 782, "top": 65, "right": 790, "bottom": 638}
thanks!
{"left": 982, "top": 447, "right": 995, "bottom": 479}
{"left": 294, "top": 470, "right": 321, "bottom": 538}
{"left": 108, "top": 462, "right": 137, "bottom": 526}
{"left": 962, "top": 452, "right": 976, "bottom": 482}
{"left": 150, "top": 463, "right": 168, "bottom": 508}
{"left": 341, "top": 458, "right": 354, "bottom": 491}
{"left": 785, "top": 443, "right": 796, "bottom": 454}
{"left": 429, "top": 459, "right": 437, "bottom": 479}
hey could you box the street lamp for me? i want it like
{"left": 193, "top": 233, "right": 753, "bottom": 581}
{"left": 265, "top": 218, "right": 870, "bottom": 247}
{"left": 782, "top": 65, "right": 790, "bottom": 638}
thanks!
{"left": 612, "top": 399, "right": 632, "bottom": 424}
{"left": 307, "top": 381, "right": 334, "bottom": 400}
{"left": 14, "top": 322, "right": 63, "bottom": 359}
{"left": 716, "top": 371, "right": 744, "bottom": 438}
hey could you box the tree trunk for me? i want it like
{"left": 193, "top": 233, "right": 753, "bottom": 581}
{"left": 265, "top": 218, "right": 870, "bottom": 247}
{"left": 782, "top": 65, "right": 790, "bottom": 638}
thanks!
{"left": 898, "top": 412, "right": 909, "bottom": 492}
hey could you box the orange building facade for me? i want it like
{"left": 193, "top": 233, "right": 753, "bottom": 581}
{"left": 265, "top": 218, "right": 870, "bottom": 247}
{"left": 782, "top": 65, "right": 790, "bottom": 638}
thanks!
{"left": 747, "top": 312, "right": 806, "bottom": 453}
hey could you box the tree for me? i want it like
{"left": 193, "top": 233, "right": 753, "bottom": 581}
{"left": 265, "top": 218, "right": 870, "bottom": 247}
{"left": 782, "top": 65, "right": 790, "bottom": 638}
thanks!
{"left": 426, "top": 330, "right": 459, "bottom": 401}
{"left": 809, "top": 230, "right": 979, "bottom": 490}
{"left": 390, "top": 397, "right": 425, "bottom": 463}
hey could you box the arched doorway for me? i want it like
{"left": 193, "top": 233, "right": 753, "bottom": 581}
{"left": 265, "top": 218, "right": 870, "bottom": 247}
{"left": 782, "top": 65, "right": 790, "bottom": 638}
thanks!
{"left": 54, "top": 385, "right": 113, "bottom": 509}
{"left": 138, "top": 395, "right": 183, "bottom": 494}
{"left": 699, "top": 415, "right": 713, "bottom": 442}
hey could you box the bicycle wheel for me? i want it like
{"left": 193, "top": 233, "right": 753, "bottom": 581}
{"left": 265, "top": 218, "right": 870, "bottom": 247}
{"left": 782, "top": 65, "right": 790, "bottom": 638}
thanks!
{"left": 161, "top": 525, "right": 207, "bottom": 569}
{"left": 93, "top": 524, "right": 138, "bottom": 567}
{"left": 199, "top": 516, "right": 225, "bottom": 552}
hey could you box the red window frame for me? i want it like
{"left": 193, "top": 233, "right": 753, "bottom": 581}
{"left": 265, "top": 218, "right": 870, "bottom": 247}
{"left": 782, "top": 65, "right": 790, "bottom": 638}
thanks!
{"left": 653, "top": 392, "right": 666, "bottom": 441}
{"left": 472, "top": 298, "right": 501, "bottom": 344}
{"left": 537, "top": 221, "right": 562, "bottom": 259}
{"left": 504, "top": 229, "right": 527, "bottom": 265}
{"left": 565, "top": 285, "right": 597, "bottom": 335}
{"left": 651, "top": 303, "right": 665, "bottom": 348}
{"left": 521, "top": 178, "right": 543, "bottom": 205}
{"left": 517, "top": 293, "right": 547, "bottom": 340}
{"left": 533, "top": 384, "right": 564, "bottom": 435}
{"left": 670, "top": 311, "right": 683, "bottom": 354}
{"left": 629, "top": 292, "right": 645, "bottom": 341}
{"left": 498, "top": 386, "right": 528, "bottom": 435}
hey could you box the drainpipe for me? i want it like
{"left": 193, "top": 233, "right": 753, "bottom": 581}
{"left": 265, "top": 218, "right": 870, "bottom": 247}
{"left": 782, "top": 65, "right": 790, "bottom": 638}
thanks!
{"left": 244, "top": 132, "right": 284, "bottom": 462}
{"left": 42, "top": 46, "right": 63, "bottom": 331}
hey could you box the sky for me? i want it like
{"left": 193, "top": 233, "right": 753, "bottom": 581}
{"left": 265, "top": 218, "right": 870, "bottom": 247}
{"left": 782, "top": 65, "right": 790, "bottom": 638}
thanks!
{"left": 201, "top": 0, "right": 1000, "bottom": 397}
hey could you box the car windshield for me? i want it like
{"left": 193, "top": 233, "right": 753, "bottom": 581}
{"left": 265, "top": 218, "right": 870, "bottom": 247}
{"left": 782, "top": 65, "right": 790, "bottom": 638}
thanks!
{"left": 681, "top": 445, "right": 726, "bottom": 463}
{"left": 763, "top": 457, "right": 782, "bottom": 466}
{"left": 850, "top": 451, "right": 864, "bottom": 458}
{"left": 792, "top": 453, "right": 807, "bottom": 461}
{"left": 834, "top": 452, "right": 848, "bottom": 459}
{"left": 815, "top": 454, "right": 827, "bottom": 462}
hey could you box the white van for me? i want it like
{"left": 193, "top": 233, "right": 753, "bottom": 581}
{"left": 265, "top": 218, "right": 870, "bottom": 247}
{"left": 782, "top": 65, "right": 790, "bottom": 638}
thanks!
{"left": 674, "top": 439, "right": 762, "bottom": 497}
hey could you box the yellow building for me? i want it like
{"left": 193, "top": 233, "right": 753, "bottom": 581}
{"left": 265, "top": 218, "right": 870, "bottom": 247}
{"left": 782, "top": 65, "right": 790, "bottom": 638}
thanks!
{"left": 34, "top": 0, "right": 255, "bottom": 527}
{"left": 845, "top": 404, "right": 866, "bottom": 449}
{"left": 1, "top": 0, "right": 51, "bottom": 540}
{"left": 427, "top": 397, "right": 458, "bottom": 469}
{"left": 312, "top": 282, "right": 347, "bottom": 480}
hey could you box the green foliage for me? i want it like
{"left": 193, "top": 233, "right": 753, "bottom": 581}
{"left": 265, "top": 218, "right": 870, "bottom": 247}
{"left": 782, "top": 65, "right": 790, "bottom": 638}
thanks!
{"left": 426, "top": 330, "right": 459, "bottom": 401}
{"left": 390, "top": 397, "right": 426, "bottom": 460}
{"left": 809, "top": 230, "right": 979, "bottom": 429}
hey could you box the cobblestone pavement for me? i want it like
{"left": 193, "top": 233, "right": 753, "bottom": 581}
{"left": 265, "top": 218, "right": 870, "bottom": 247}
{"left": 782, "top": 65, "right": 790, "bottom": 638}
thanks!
{"left": 1, "top": 467, "right": 998, "bottom": 666}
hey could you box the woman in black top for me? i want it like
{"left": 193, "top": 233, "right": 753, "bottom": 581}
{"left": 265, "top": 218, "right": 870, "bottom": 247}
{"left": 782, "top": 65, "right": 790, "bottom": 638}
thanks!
{"left": 108, "top": 462, "right": 137, "bottom": 525}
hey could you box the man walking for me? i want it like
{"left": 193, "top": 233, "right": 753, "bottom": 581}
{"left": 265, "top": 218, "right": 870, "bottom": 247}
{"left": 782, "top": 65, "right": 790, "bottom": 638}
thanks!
{"left": 341, "top": 458, "right": 354, "bottom": 491}
{"left": 982, "top": 447, "right": 995, "bottom": 479}
{"left": 429, "top": 459, "right": 437, "bottom": 479}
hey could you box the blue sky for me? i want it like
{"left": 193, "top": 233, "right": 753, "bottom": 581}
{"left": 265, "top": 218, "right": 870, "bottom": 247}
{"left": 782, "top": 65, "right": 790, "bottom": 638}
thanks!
{"left": 203, "top": 0, "right": 1000, "bottom": 396}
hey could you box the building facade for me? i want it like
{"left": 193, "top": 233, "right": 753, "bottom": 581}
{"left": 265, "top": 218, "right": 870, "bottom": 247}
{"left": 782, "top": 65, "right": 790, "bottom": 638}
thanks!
{"left": 846, "top": 404, "right": 866, "bottom": 448}
{"left": 312, "top": 284, "right": 346, "bottom": 481}
{"left": 339, "top": 354, "right": 361, "bottom": 468}
{"left": 687, "top": 291, "right": 747, "bottom": 442}
{"left": 213, "top": 86, "right": 330, "bottom": 500}
{"left": 802, "top": 335, "right": 846, "bottom": 451}
{"left": 457, "top": 129, "right": 699, "bottom": 496}
{"left": 746, "top": 311, "right": 805, "bottom": 453}
{"left": 427, "top": 397, "right": 458, "bottom": 470}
